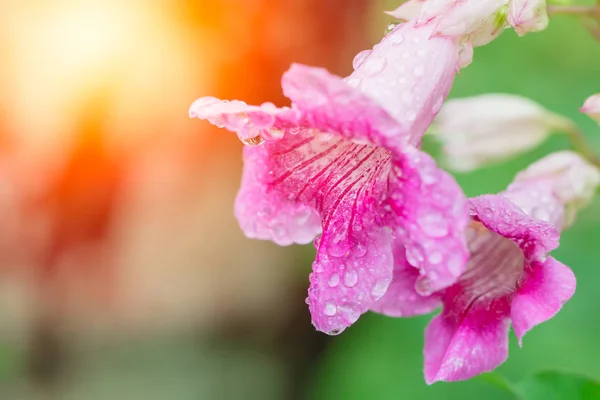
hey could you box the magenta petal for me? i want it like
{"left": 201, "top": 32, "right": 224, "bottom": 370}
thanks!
{"left": 189, "top": 97, "right": 300, "bottom": 143}
{"left": 309, "top": 226, "right": 394, "bottom": 334}
{"left": 469, "top": 194, "right": 560, "bottom": 260}
{"left": 371, "top": 242, "right": 441, "bottom": 317}
{"left": 390, "top": 149, "right": 469, "bottom": 295}
{"left": 424, "top": 308, "right": 511, "bottom": 384}
{"left": 511, "top": 257, "right": 576, "bottom": 345}
{"left": 235, "top": 153, "right": 321, "bottom": 245}
{"left": 281, "top": 64, "right": 408, "bottom": 152}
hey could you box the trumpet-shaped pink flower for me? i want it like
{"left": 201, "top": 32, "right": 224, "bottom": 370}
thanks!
{"left": 375, "top": 153, "right": 581, "bottom": 382}
{"left": 190, "top": 22, "right": 469, "bottom": 334}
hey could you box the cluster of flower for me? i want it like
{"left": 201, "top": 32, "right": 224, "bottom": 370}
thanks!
{"left": 189, "top": 0, "right": 600, "bottom": 384}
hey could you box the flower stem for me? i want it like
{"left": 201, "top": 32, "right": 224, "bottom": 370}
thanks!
{"left": 564, "top": 124, "right": 600, "bottom": 168}
{"left": 547, "top": 5, "right": 600, "bottom": 18}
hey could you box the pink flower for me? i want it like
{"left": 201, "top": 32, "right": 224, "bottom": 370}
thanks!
{"left": 189, "top": 22, "right": 469, "bottom": 335}
{"left": 374, "top": 154, "right": 579, "bottom": 382}
{"left": 581, "top": 93, "right": 600, "bottom": 124}
{"left": 508, "top": 0, "right": 549, "bottom": 36}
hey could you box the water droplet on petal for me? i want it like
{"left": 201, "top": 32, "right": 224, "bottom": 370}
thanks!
{"left": 417, "top": 49, "right": 427, "bottom": 57}
{"left": 354, "top": 244, "right": 367, "bottom": 257}
{"left": 314, "top": 235, "right": 322, "bottom": 250}
{"left": 432, "top": 95, "right": 444, "bottom": 114}
{"left": 405, "top": 246, "right": 424, "bottom": 267}
{"left": 343, "top": 270, "right": 358, "bottom": 287}
{"left": 344, "top": 76, "right": 362, "bottom": 88}
{"left": 289, "top": 127, "right": 301, "bottom": 135}
{"left": 338, "top": 302, "right": 361, "bottom": 324}
{"left": 328, "top": 273, "right": 340, "bottom": 287}
{"left": 418, "top": 212, "right": 449, "bottom": 238}
{"left": 352, "top": 50, "right": 372, "bottom": 70}
{"left": 390, "top": 33, "right": 404, "bottom": 45}
{"left": 241, "top": 135, "right": 265, "bottom": 146}
{"left": 316, "top": 131, "right": 335, "bottom": 142}
{"left": 324, "top": 303, "right": 337, "bottom": 316}
{"left": 262, "top": 128, "right": 285, "bottom": 142}
{"left": 362, "top": 57, "right": 386, "bottom": 77}
{"left": 384, "top": 22, "right": 400, "bottom": 35}
{"left": 447, "top": 253, "right": 464, "bottom": 276}
{"left": 313, "top": 262, "right": 324, "bottom": 273}
{"left": 370, "top": 278, "right": 390, "bottom": 299}
{"left": 428, "top": 251, "right": 443, "bottom": 264}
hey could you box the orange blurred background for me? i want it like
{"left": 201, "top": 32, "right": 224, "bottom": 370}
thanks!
{"left": 0, "top": 1, "right": 382, "bottom": 398}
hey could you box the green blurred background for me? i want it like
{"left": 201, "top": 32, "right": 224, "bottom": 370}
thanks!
{"left": 0, "top": 0, "right": 599, "bottom": 399}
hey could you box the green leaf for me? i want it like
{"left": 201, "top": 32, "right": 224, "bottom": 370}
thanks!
{"left": 518, "top": 371, "right": 600, "bottom": 400}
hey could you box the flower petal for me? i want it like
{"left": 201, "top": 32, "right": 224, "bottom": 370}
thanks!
{"left": 581, "top": 93, "right": 600, "bottom": 124}
{"left": 309, "top": 225, "right": 394, "bottom": 335}
{"left": 389, "top": 149, "right": 469, "bottom": 295}
{"left": 371, "top": 241, "right": 441, "bottom": 317}
{"left": 235, "top": 150, "right": 322, "bottom": 245}
{"left": 280, "top": 64, "right": 407, "bottom": 152}
{"left": 189, "top": 97, "right": 300, "bottom": 143}
{"left": 305, "top": 140, "right": 394, "bottom": 332}
{"left": 424, "top": 305, "right": 511, "bottom": 384}
{"left": 349, "top": 23, "right": 459, "bottom": 144}
{"left": 431, "top": 93, "right": 572, "bottom": 172}
{"left": 508, "top": 0, "right": 549, "bottom": 36}
{"left": 511, "top": 257, "right": 576, "bottom": 345}
{"left": 235, "top": 128, "right": 382, "bottom": 246}
{"left": 469, "top": 194, "right": 559, "bottom": 260}
{"left": 386, "top": 0, "right": 426, "bottom": 21}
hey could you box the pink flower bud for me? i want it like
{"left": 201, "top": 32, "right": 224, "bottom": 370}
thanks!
{"left": 508, "top": 0, "right": 549, "bottom": 36}
{"left": 431, "top": 93, "right": 573, "bottom": 171}
{"left": 581, "top": 93, "right": 600, "bottom": 124}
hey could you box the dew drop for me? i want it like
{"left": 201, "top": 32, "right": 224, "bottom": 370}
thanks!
{"left": 384, "top": 22, "right": 400, "bottom": 35}
{"left": 447, "top": 253, "right": 464, "bottom": 276}
{"left": 417, "top": 212, "right": 449, "bottom": 238}
{"left": 352, "top": 50, "right": 372, "bottom": 70}
{"left": 324, "top": 303, "right": 337, "bottom": 316}
{"left": 314, "top": 235, "right": 322, "bottom": 250}
{"left": 405, "top": 246, "right": 424, "bottom": 266}
{"left": 344, "top": 76, "right": 362, "bottom": 88}
{"left": 328, "top": 273, "right": 340, "bottom": 287}
{"left": 328, "top": 243, "right": 348, "bottom": 258}
{"left": 314, "top": 262, "right": 324, "bottom": 273}
{"left": 417, "top": 49, "right": 427, "bottom": 57}
{"left": 432, "top": 95, "right": 444, "bottom": 114}
{"left": 316, "top": 131, "right": 335, "bottom": 142}
{"left": 343, "top": 270, "right": 358, "bottom": 287}
{"left": 413, "top": 66, "right": 425, "bottom": 77}
{"left": 354, "top": 243, "right": 367, "bottom": 257}
{"left": 338, "top": 302, "right": 361, "bottom": 324}
{"left": 362, "top": 57, "right": 386, "bottom": 77}
{"left": 428, "top": 251, "right": 443, "bottom": 265}
{"left": 390, "top": 32, "right": 404, "bottom": 45}
{"left": 241, "top": 135, "right": 265, "bottom": 146}
{"left": 371, "top": 278, "right": 390, "bottom": 299}
{"left": 262, "top": 128, "right": 285, "bottom": 142}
